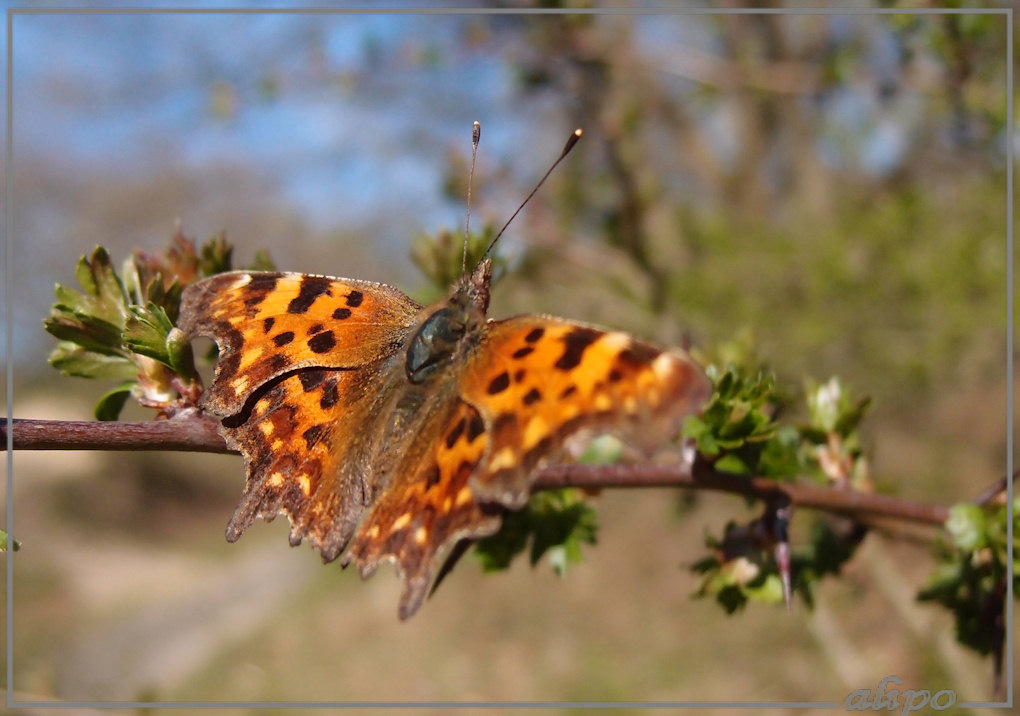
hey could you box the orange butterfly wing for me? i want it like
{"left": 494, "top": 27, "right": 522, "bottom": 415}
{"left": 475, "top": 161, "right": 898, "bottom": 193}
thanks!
{"left": 182, "top": 267, "right": 711, "bottom": 619}
{"left": 342, "top": 399, "right": 497, "bottom": 619}
{"left": 180, "top": 271, "right": 422, "bottom": 559}
{"left": 179, "top": 271, "right": 421, "bottom": 415}
{"left": 460, "top": 317, "right": 712, "bottom": 507}
{"left": 341, "top": 315, "right": 711, "bottom": 617}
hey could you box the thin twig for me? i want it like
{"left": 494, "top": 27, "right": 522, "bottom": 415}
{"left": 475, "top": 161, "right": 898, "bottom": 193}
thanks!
{"left": 972, "top": 468, "right": 1020, "bottom": 506}
{"left": 540, "top": 461, "right": 948, "bottom": 527}
{"left": 4, "top": 417, "right": 952, "bottom": 527}
{"left": 3, "top": 416, "right": 226, "bottom": 453}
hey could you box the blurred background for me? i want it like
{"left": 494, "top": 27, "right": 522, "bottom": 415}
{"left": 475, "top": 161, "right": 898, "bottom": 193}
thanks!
{"left": 3, "top": 2, "right": 1013, "bottom": 708}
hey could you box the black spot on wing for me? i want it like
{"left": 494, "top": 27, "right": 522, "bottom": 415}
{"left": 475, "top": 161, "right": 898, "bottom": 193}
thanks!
{"left": 216, "top": 325, "right": 245, "bottom": 379}
{"left": 487, "top": 371, "right": 510, "bottom": 395}
{"left": 320, "top": 378, "right": 339, "bottom": 409}
{"left": 346, "top": 290, "right": 364, "bottom": 307}
{"left": 524, "top": 327, "right": 544, "bottom": 343}
{"left": 512, "top": 346, "right": 534, "bottom": 359}
{"left": 424, "top": 465, "right": 441, "bottom": 489}
{"left": 527, "top": 435, "right": 554, "bottom": 460}
{"left": 302, "top": 424, "right": 325, "bottom": 449}
{"left": 491, "top": 412, "right": 516, "bottom": 439}
{"left": 243, "top": 275, "right": 279, "bottom": 312}
{"left": 618, "top": 342, "right": 660, "bottom": 368}
{"left": 445, "top": 417, "right": 466, "bottom": 449}
{"left": 273, "top": 331, "right": 295, "bottom": 347}
{"left": 555, "top": 327, "right": 600, "bottom": 371}
{"left": 523, "top": 388, "right": 542, "bottom": 405}
{"left": 333, "top": 307, "right": 352, "bottom": 320}
{"left": 267, "top": 354, "right": 288, "bottom": 372}
{"left": 467, "top": 412, "right": 485, "bottom": 442}
{"left": 262, "top": 317, "right": 275, "bottom": 333}
{"left": 308, "top": 330, "right": 337, "bottom": 353}
{"left": 288, "top": 276, "right": 333, "bottom": 314}
{"left": 299, "top": 369, "right": 326, "bottom": 392}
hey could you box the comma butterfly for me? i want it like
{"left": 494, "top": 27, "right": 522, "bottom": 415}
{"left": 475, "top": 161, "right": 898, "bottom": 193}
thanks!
{"left": 178, "top": 129, "right": 711, "bottom": 619}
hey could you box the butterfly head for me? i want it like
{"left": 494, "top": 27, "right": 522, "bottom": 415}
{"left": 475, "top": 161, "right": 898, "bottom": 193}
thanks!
{"left": 405, "top": 258, "right": 492, "bottom": 385}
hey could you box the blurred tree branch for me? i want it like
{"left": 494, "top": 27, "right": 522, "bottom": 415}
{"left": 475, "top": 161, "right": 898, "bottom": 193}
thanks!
{"left": 3, "top": 416, "right": 949, "bottom": 527}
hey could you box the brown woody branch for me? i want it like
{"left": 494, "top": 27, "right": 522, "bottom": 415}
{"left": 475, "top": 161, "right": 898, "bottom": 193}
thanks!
{"left": 3, "top": 417, "right": 949, "bottom": 527}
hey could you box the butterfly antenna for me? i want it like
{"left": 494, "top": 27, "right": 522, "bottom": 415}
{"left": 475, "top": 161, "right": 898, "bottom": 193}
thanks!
{"left": 462, "top": 121, "right": 481, "bottom": 276}
{"left": 481, "top": 128, "right": 583, "bottom": 261}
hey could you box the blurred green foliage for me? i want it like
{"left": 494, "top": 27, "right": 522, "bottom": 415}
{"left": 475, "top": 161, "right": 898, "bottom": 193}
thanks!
{"left": 1, "top": 529, "right": 21, "bottom": 552}
{"left": 919, "top": 497, "right": 1016, "bottom": 658}
{"left": 690, "top": 369, "right": 873, "bottom": 614}
{"left": 44, "top": 232, "right": 274, "bottom": 420}
{"left": 474, "top": 488, "right": 598, "bottom": 576}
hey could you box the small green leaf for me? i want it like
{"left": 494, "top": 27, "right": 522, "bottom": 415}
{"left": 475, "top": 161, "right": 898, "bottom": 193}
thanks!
{"left": 528, "top": 490, "right": 598, "bottom": 572}
{"left": 48, "top": 342, "right": 138, "bottom": 381}
{"left": 123, "top": 304, "right": 176, "bottom": 366}
{"left": 165, "top": 327, "right": 197, "bottom": 379}
{"left": 474, "top": 511, "right": 530, "bottom": 572}
{"left": 247, "top": 249, "right": 277, "bottom": 272}
{"left": 757, "top": 425, "right": 803, "bottom": 481}
{"left": 945, "top": 503, "right": 987, "bottom": 552}
{"left": 75, "top": 246, "right": 130, "bottom": 322}
{"left": 805, "top": 377, "right": 871, "bottom": 438}
{"left": 45, "top": 311, "right": 127, "bottom": 356}
{"left": 714, "top": 586, "right": 748, "bottom": 614}
{"left": 200, "top": 232, "right": 235, "bottom": 275}
{"left": 74, "top": 252, "right": 99, "bottom": 296}
{"left": 94, "top": 382, "right": 135, "bottom": 421}
{"left": 714, "top": 454, "right": 750, "bottom": 474}
{"left": 0, "top": 530, "right": 20, "bottom": 552}
{"left": 54, "top": 284, "right": 92, "bottom": 315}
{"left": 834, "top": 396, "right": 872, "bottom": 435}
{"left": 577, "top": 435, "right": 623, "bottom": 465}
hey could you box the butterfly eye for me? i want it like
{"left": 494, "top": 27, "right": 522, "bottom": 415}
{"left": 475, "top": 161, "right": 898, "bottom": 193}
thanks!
{"left": 406, "top": 307, "right": 467, "bottom": 384}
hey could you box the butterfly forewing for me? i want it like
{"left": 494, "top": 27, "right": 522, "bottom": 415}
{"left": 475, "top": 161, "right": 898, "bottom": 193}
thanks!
{"left": 180, "top": 271, "right": 425, "bottom": 561}
{"left": 179, "top": 271, "right": 422, "bottom": 416}
{"left": 460, "top": 316, "right": 713, "bottom": 507}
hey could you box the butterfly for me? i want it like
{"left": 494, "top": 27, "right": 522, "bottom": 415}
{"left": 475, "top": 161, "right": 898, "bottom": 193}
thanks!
{"left": 178, "top": 134, "right": 712, "bottom": 620}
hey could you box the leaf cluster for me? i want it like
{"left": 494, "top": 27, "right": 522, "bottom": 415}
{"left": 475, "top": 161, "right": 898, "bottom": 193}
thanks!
{"left": 409, "top": 226, "right": 507, "bottom": 303}
{"left": 686, "top": 337, "right": 875, "bottom": 613}
{"left": 473, "top": 488, "right": 598, "bottom": 576}
{"left": 44, "top": 231, "right": 270, "bottom": 420}
{"left": 918, "top": 498, "right": 1016, "bottom": 656}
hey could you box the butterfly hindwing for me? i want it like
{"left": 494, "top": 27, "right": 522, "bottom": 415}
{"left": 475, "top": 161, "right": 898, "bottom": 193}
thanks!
{"left": 341, "top": 399, "right": 499, "bottom": 619}
{"left": 221, "top": 367, "right": 379, "bottom": 561}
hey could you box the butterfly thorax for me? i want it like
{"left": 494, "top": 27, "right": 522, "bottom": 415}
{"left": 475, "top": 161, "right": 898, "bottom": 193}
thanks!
{"left": 405, "top": 259, "right": 492, "bottom": 385}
